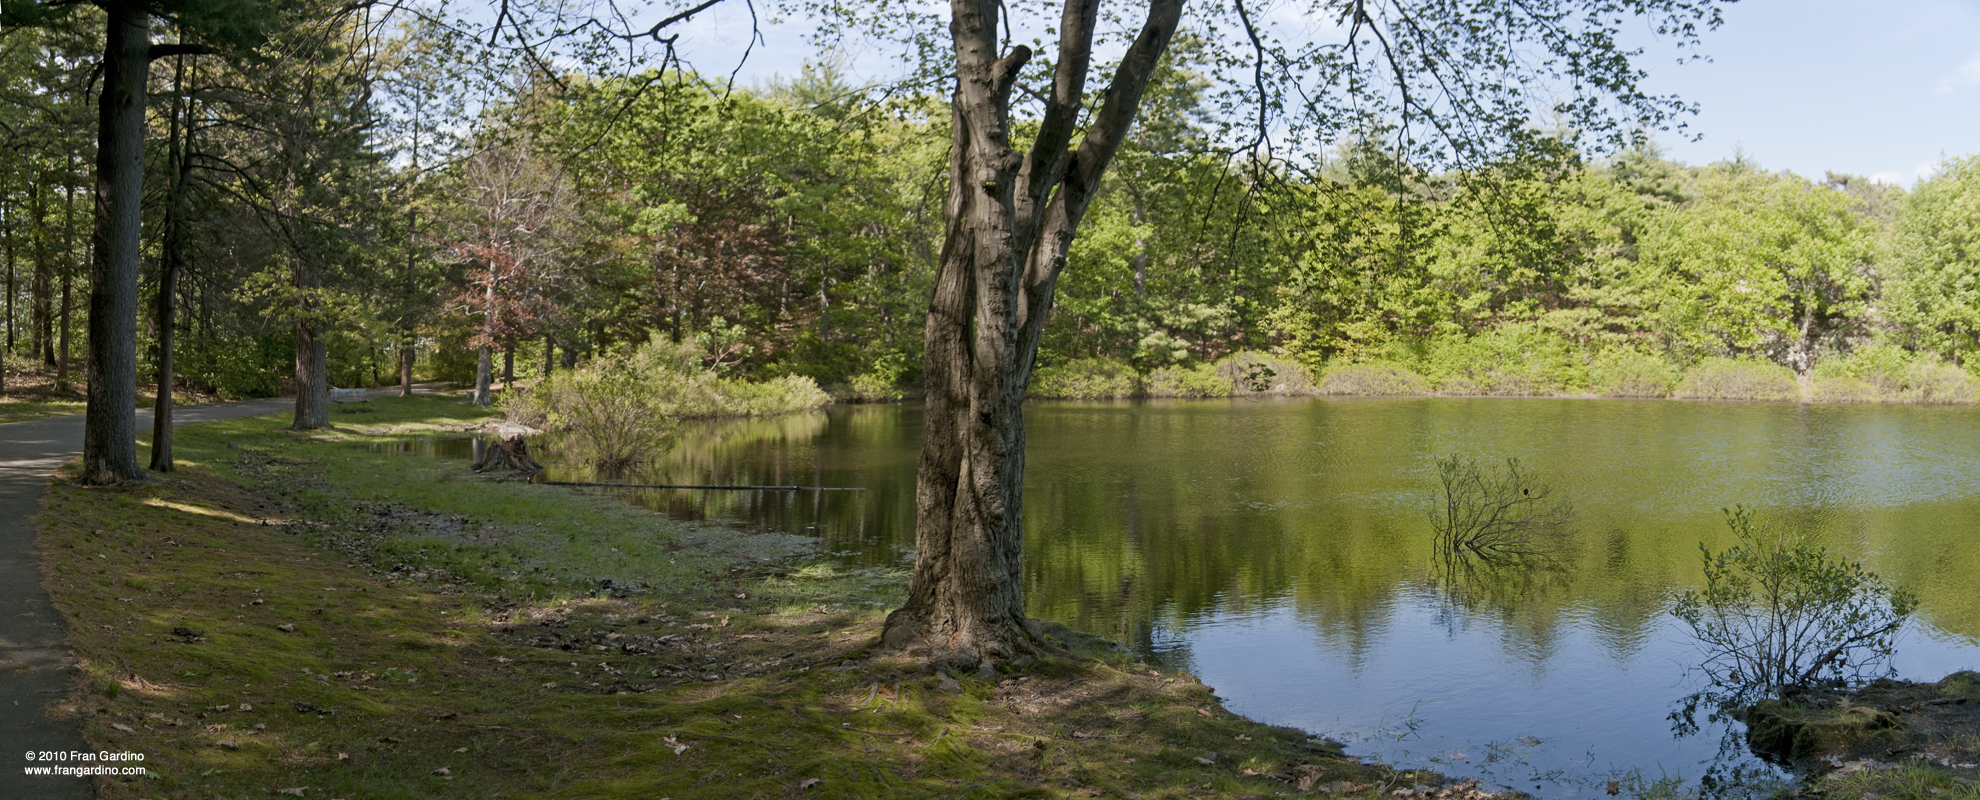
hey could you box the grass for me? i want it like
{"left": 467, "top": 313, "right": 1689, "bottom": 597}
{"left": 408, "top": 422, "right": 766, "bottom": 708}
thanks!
{"left": 41, "top": 395, "right": 1442, "bottom": 799}
{"left": 1, "top": 362, "right": 220, "bottom": 425}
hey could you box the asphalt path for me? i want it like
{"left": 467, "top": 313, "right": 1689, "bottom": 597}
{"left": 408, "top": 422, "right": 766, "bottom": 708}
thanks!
{"left": 0, "top": 394, "right": 304, "bottom": 798}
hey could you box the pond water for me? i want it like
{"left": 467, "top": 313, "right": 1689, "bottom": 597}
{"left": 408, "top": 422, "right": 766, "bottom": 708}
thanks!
{"left": 522, "top": 398, "right": 1980, "bottom": 796}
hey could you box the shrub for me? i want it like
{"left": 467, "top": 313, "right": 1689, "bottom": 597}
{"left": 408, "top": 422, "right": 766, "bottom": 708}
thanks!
{"left": 1030, "top": 358, "right": 1140, "bottom": 400}
{"left": 1142, "top": 364, "right": 1234, "bottom": 398}
{"left": 1420, "top": 325, "right": 1586, "bottom": 396}
{"left": 1317, "top": 362, "right": 1431, "bottom": 396}
{"left": 1674, "top": 357, "right": 1801, "bottom": 401}
{"left": 843, "top": 352, "right": 915, "bottom": 403}
{"left": 1807, "top": 346, "right": 1978, "bottom": 404}
{"left": 1429, "top": 455, "right": 1575, "bottom": 611}
{"left": 1673, "top": 506, "right": 1917, "bottom": 697}
{"left": 1903, "top": 361, "right": 1980, "bottom": 404}
{"left": 1215, "top": 351, "right": 1318, "bottom": 395}
{"left": 505, "top": 334, "right": 830, "bottom": 474}
{"left": 1589, "top": 350, "right": 1679, "bottom": 398}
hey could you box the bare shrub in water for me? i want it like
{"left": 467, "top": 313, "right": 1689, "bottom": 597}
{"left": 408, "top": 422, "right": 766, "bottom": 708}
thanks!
{"left": 1431, "top": 455, "right": 1574, "bottom": 561}
{"left": 1429, "top": 455, "right": 1575, "bottom": 610}
{"left": 1673, "top": 506, "right": 1917, "bottom": 696}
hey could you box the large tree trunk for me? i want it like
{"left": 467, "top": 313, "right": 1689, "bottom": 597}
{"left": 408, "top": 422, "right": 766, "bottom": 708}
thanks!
{"left": 294, "top": 315, "right": 329, "bottom": 428}
{"left": 80, "top": 1, "right": 150, "bottom": 486}
{"left": 880, "top": 0, "right": 1181, "bottom": 671}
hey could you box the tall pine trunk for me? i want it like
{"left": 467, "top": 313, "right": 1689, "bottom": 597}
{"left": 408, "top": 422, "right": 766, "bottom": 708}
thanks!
{"left": 59, "top": 147, "right": 77, "bottom": 391}
{"left": 880, "top": 0, "right": 1181, "bottom": 670}
{"left": 151, "top": 54, "right": 191, "bottom": 471}
{"left": 80, "top": 1, "right": 150, "bottom": 486}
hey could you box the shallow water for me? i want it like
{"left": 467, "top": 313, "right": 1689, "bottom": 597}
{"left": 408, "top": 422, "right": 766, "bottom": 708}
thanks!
{"left": 514, "top": 399, "right": 1980, "bottom": 795}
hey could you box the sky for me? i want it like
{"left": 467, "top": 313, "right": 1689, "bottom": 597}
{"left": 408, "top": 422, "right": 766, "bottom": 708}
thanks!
{"left": 659, "top": 0, "right": 1980, "bottom": 187}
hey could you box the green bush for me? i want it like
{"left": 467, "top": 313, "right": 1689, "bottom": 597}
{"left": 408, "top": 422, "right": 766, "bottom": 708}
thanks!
{"left": 1808, "top": 346, "right": 1978, "bottom": 404}
{"left": 505, "top": 335, "right": 829, "bottom": 473}
{"left": 1030, "top": 358, "right": 1140, "bottom": 400}
{"left": 1589, "top": 350, "right": 1679, "bottom": 398}
{"left": 1214, "top": 351, "right": 1317, "bottom": 395}
{"left": 1902, "top": 361, "right": 1980, "bottom": 404}
{"left": 1674, "top": 506, "right": 1916, "bottom": 696}
{"left": 1674, "top": 357, "right": 1801, "bottom": 401}
{"left": 1419, "top": 325, "right": 1587, "bottom": 396}
{"left": 1317, "top": 362, "right": 1432, "bottom": 396}
{"left": 844, "top": 352, "right": 914, "bottom": 403}
{"left": 1142, "top": 364, "right": 1234, "bottom": 398}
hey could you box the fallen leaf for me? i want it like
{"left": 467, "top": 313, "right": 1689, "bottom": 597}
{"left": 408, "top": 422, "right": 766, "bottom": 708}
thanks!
{"left": 336, "top": 752, "right": 350, "bottom": 761}
{"left": 109, "top": 723, "right": 134, "bottom": 734}
{"left": 277, "top": 788, "right": 306, "bottom": 797}
{"left": 238, "top": 703, "right": 254, "bottom": 712}
{"left": 798, "top": 778, "right": 822, "bottom": 790}
{"left": 432, "top": 767, "right": 451, "bottom": 776}
{"left": 217, "top": 739, "right": 240, "bottom": 750}
{"left": 1196, "top": 707, "right": 1213, "bottom": 717}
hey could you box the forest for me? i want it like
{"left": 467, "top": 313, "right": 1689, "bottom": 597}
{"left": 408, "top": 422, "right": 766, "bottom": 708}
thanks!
{"left": 3, "top": 4, "right": 1980, "bottom": 411}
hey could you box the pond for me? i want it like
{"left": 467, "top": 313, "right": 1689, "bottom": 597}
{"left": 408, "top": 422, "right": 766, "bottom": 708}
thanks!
{"left": 538, "top": 398, "right": 1980, "bottom": 796}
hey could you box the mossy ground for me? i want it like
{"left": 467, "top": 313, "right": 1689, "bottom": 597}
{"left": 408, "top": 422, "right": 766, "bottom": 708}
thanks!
{"left": 1778, "top": 674, "right": 1980, "bottom": 800}
{"left": 40, "top": 395, "right": 1456, "bottom": 799}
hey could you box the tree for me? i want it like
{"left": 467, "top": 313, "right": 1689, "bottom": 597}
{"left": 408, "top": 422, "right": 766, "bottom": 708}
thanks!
{"left": 442, "top": 130, "right": 573, "bottom": 406}
{"left": 4, "top": 0, "right": 272, "bottom": 484}
{"left": 848, "top": 0, "right": 1728, "bottom": 669}
{"left": 1885, "top": 157, "right": 1980, "bottom": 365}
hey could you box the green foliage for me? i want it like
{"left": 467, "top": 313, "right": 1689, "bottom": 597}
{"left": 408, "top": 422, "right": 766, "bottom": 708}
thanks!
{"left": 1885, "top": 157, "right": 1980, "bottom": 364}
{"left": 1673, "top": 507, "right": 1918, "bottom": 696}
{"left": 1143, "top": 364, "right": 1233, "bottom": 398}
{"left": 1419, "top": 324, "right": 1588, "bottom": 396}
{"left": 845, "top": 353, "right": 915, "bottom": 402}
{"left": 1317, "top": 362, "right": 1432, "bottom": 396}
{"left": 1030, "top": 359, "right": 1141, "bottom": 400}
{"left": 1589, "top": 350, "right": 1679, "bottom": 398}
{"left": 1214, "top": 351, "right": 1317, "bottom": 395}
{"left": 506, "top": 335, "right": 828, "bottom": 474}
{"left": 1674, "top": 357, "right": 1801, "bottom": 402}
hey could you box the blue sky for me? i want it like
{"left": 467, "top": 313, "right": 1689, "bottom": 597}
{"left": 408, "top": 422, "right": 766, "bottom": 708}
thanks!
{"left": 666, "top": 0, "right": 1980, "bottom": 187}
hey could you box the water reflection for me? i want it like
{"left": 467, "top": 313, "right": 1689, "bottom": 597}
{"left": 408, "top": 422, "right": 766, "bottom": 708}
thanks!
{"left": 382, "top": 398, "right": 1980, "bottom": 796}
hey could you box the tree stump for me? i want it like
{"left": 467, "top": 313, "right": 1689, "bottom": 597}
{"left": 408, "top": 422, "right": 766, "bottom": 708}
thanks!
{"left": 473, "top": 423, "right": 545, "bottom": 474}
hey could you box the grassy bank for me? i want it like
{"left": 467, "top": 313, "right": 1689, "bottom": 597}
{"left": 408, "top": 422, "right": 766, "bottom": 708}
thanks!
{"left": 40, "top": 395, "right": 1448, "bottom": 799}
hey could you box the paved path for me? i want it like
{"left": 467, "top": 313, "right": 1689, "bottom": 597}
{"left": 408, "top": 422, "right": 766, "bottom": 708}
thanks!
{"left": 0, "top": 394, "right": 305, "bottom": 798}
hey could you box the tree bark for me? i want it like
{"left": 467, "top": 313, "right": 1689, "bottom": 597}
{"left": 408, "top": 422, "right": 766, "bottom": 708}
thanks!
{"left": 294, "top": 312, "right": 329, "bottom": 428}
{"left": 473, "top": 344, "right": 492, "bottom": 406}
{"left": 33, "top": 181, "right": 54, "bottom": 367}
{"left": 502, "top": 341, "right": 514, "bottom": 387}
{"left": 543, "top": 333, "right": 554, "bottom": 377}
{"left": 880, "top": 0, "right": 1182, "bottom": 670}
{"left": 58, "top": 147, "right": 77, "bottom": 391}
{"left": 152, "top": 54, "right": 191, "bottom": 472}
{"left": 80, "top": 1, "right": 150, "bottom": 486}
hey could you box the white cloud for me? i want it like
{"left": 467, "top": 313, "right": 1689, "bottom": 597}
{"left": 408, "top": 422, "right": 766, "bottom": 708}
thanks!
{"left": 1870, "top": 160, "right": 1942, "bottom": 187}
{"left": 1932, "top": 52, "right": 1980, "bottom": 94}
